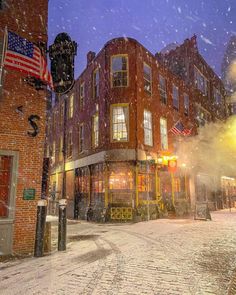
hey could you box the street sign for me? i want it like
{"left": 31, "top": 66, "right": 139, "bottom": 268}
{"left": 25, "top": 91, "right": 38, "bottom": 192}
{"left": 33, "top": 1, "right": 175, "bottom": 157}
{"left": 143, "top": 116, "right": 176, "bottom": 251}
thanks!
{"left": 194, "top": 202, "right": 211, "bottom": 220}
{"left": 23, "top": 188, "right": 36, "bottom": 200}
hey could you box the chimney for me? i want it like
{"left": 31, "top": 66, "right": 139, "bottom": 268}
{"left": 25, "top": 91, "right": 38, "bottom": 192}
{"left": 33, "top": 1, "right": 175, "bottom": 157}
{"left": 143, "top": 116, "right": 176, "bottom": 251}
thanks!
{"left": 87, "top": 51, "right": 96, "bottom": 66}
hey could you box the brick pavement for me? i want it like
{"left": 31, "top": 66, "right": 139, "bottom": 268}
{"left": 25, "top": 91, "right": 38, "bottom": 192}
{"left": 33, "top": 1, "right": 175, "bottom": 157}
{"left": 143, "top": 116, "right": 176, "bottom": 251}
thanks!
{"left": 0, "top": 210, "right": 236, "bottom": 295}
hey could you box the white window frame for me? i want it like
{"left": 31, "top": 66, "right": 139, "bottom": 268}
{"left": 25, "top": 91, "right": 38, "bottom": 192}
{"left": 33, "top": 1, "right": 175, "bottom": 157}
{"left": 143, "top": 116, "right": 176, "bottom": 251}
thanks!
{"left": 79, "top": 124, "right": 85, "bottom": 153}
{"left": 111, "top": 104, "right": 129, "bottom": 142}
{"left": 184, "top": 93, "right": 189, "bottom": 115}
{"left": 68, "top": 93, "right": 74, "bottom": 119}
{"left": 159, "top": 74, "right": 167, "bottom": 104}
{"left": 92, "top": 113, "right": 99, "bottom": 148}
{"left": 143, "top": 63, "right": 152, "bottom": 95}
{"left": 143, "top": 110, "right": 153, "bottom": 146}
{"left": 172, "top": 84, "right": 179, "bottom": 110}
{"left": 160, "top": 117, "right": 168, "bottom": 150}
{"left": 194, "top": 66, "right": 208, "bottom": 96}
{"left": 111, "top": 55, "right": 128, "bottom": 88}
{"left": 93, "top": 68, "right": 99, "bottom": 99}
{"left": 80, "top": 82, "right": 85, "bottom": 109}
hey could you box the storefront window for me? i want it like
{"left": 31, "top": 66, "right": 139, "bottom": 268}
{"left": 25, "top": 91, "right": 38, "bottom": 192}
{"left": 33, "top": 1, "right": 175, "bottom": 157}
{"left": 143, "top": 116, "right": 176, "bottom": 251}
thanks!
{"left": 109, "top": 164, "right": 133, "bottom": 190}
{"left": 138, "top": 162, "right": 155, "bottom": 200}
{"left": 91, "top": 164, "right": 104, "bottom": 193}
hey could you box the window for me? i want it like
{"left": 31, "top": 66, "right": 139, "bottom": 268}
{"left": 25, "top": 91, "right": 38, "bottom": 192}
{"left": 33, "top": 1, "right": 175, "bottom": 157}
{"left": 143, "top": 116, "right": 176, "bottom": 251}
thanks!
{"left": 213, "top": 87, "right": 222, "bottom": 104}
{"left": 67, "top": 130, "right": 72, "bottom": 158}
{"left": 194, "top": 66, "right": 208, "bottom": 96}
{"left": 80, "top": 82, "right": 85, "bottom": 109}
{"left": 159, "top": 74, "right": 167, "bottom": 104}
{"left": 79, "top": 124, "right": 84, "bottom": 153}
{"left": 144, "top": 63, "right": 152, "bottom": 94}
{"left": 93, "top": 68, "right": 99, "bottom": 98}
{"left": 0, "top": 156, "right": 12, "bottom": 217}
{"left": 111, "top": 55, "right": 128, "bottom": 87}
{"left": 59, "top": 135, "right": 63, "bottom": 161}
{"left": 172, "top": 84, "right": 179, "bottom": 110}
{"left": 184, "top": 93, "right": 189, "bottom": 115}
{"left": 92, "top": 113, "right": 99, "bottom": 148}
{"left": 195, "top": 104, "right": 211, "bottom": 127}
{"left": 160, "top": 117, "right": 168, "bottom": 150}
{"left": 143, "top": 110, "right": 153, "bottom": 146}
{"left": 111, "top": 104, "right": 129, "bottom": 142}
{"left": 68, "top": 93, "right": 74, "bottom": 118}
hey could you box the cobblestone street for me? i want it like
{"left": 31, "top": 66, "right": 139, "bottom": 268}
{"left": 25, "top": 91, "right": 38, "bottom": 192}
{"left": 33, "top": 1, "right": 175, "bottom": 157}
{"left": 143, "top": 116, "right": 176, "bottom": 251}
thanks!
{"left": 1, "top": 210, "right": 236, "bottom": 295}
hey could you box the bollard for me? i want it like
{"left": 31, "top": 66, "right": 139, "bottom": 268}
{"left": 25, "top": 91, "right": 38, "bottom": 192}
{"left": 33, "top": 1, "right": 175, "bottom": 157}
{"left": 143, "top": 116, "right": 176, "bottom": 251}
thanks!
{"left": 58, "top": 199, "right": 67, "bottom": 251}
{"left": 34, "top": 199, "right": 47, "bottom": 257}
{"left": 44, "top": 221, "right": 51, "bottom": 253}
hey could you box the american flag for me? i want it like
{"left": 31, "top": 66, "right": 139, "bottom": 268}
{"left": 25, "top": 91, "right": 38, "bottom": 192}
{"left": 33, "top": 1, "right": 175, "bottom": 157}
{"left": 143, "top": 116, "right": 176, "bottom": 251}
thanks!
{"left": 3, "top": 31, "right": 53, "bottom": 89}
{"left": 170, "top": 120, "right": 192, "bottom": 136}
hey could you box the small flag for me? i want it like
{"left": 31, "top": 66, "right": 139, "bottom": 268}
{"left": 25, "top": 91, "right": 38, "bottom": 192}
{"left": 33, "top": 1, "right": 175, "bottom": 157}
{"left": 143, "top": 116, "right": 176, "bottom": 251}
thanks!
{"left": 170, "top": 121, "right": 185, "bottom": 135}
{"left": 170, "top": 121, "right": 192, "bottom": 136}
{"left": 182, "top": 127, "right": 192, "bottom": 136}
{"left": 3, "top": 31, "right": 53, "bottom": 89}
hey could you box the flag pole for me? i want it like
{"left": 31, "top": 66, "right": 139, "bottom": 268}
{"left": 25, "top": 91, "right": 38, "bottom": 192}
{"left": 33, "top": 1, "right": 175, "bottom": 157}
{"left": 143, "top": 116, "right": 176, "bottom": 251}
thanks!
{"left": 0, "top": 27, "right": 8, "bottom": 90}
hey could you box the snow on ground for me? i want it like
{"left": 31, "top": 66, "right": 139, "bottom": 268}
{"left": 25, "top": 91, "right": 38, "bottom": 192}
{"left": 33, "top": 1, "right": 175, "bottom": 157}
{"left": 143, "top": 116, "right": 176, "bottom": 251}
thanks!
{"left": 1, "top": 210, "right": 236, "bottom": 295}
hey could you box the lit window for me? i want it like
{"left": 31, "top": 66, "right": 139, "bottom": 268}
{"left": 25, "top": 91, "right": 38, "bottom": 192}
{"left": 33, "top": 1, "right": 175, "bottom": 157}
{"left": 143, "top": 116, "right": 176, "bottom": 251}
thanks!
{"left": 184, "top": 93, "right": 189, "bottom": 115}
{"left": 194, "top": 66, "right": 208, "bottom": 96}
{"left": 111, "top": 105, "right": 129, "bottom": 142}
{"left": 144, "top": 63, "right": 152, "bottom": 94}
{"left": 80, "top": 82, "right": 85, "bottom": 109}
{"left": 159, "top": 74, "right": 167, "bottom": 104}
{"left": 93, "top": 68, "right": 99, "bottom": 98}
{"left": 79, "top": 124, "right": 84, "bottom": 153}
{"left": 111, "top": 55, "right": 128, "bottom": 87}
{"left": 160, "top": 117, "right": 168, "bottom": 150}
{"left": 67, "top": 130, "right": 72, "bottom": 158}
{"left": 143, "top": 110, "right": 153, "bottom": 146}
{"left": 68, "top": 93, "right": 74, "bottom": 118}
{"left": 92, "top": 113, "right": 99, "bottom": 148}
{"left": 213, "top": 87, "right": 222, "bottom": 104}
{"left": 172, "top": 84, "right": 179, "bottom": 110}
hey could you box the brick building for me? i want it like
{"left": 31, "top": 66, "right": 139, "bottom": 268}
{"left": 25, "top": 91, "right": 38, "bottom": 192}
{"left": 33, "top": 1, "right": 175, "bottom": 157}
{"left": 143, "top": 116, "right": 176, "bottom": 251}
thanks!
{"left": 0, "top": 1, "right": 49, "bottom": 255}
{"left": 157, "top": 35, "right": 228, "bottom": 209}
{"left": 47, "top": 37, "right": 197, "bottom": 222}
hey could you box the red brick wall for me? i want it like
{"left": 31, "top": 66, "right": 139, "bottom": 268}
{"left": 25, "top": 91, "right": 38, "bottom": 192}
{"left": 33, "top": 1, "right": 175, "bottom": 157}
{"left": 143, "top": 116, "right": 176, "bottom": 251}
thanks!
{"left": 0, "top": 0, "right": 48, "bottom": 255}
{"left": 157, "top": 36, "right": 227, "bottom": 121}
{"left": 49, "top": 37, "right": 195, "bottom": 168}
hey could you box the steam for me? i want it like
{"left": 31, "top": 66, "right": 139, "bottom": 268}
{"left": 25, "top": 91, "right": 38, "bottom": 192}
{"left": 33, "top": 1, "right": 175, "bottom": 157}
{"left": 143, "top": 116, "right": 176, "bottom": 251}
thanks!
{"left": 176, "top": 116, "right": 236, "bottom": 186}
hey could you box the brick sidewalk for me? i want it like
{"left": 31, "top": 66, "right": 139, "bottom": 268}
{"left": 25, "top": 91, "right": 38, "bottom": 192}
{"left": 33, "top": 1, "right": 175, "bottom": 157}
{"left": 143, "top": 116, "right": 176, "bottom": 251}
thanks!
{"left": 1, "top": 210, "right": 236, "bottom": 294}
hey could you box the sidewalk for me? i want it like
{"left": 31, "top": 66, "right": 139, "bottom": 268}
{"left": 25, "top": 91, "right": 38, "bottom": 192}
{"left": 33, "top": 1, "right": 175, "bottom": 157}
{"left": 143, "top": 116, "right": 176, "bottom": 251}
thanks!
{"left": 1, "top": 210, "right": 236, "bottom": 294}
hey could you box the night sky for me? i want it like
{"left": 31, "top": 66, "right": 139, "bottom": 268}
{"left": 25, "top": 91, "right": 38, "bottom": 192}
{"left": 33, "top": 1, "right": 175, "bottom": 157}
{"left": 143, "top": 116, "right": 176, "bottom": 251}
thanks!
{"left": 48, "top": 0, "right": 236, "bottom": 79}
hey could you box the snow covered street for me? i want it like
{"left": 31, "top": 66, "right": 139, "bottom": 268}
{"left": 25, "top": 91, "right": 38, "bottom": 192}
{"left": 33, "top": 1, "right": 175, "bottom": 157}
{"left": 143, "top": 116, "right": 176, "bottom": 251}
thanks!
{"left": 1, "top": 210, "right": 236, "bottom": 295}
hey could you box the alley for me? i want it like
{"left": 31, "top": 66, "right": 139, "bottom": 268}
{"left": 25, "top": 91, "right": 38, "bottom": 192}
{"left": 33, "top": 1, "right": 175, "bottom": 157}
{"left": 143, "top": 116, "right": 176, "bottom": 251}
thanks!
{"left": 1, "top": 210, "right": 236, "bottom": 295}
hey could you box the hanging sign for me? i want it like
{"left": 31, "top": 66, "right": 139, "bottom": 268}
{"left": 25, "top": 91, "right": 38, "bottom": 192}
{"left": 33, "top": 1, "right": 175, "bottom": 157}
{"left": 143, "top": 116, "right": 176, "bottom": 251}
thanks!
{"left": 49, "top": 33, "right": 77, "bottom": 94}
